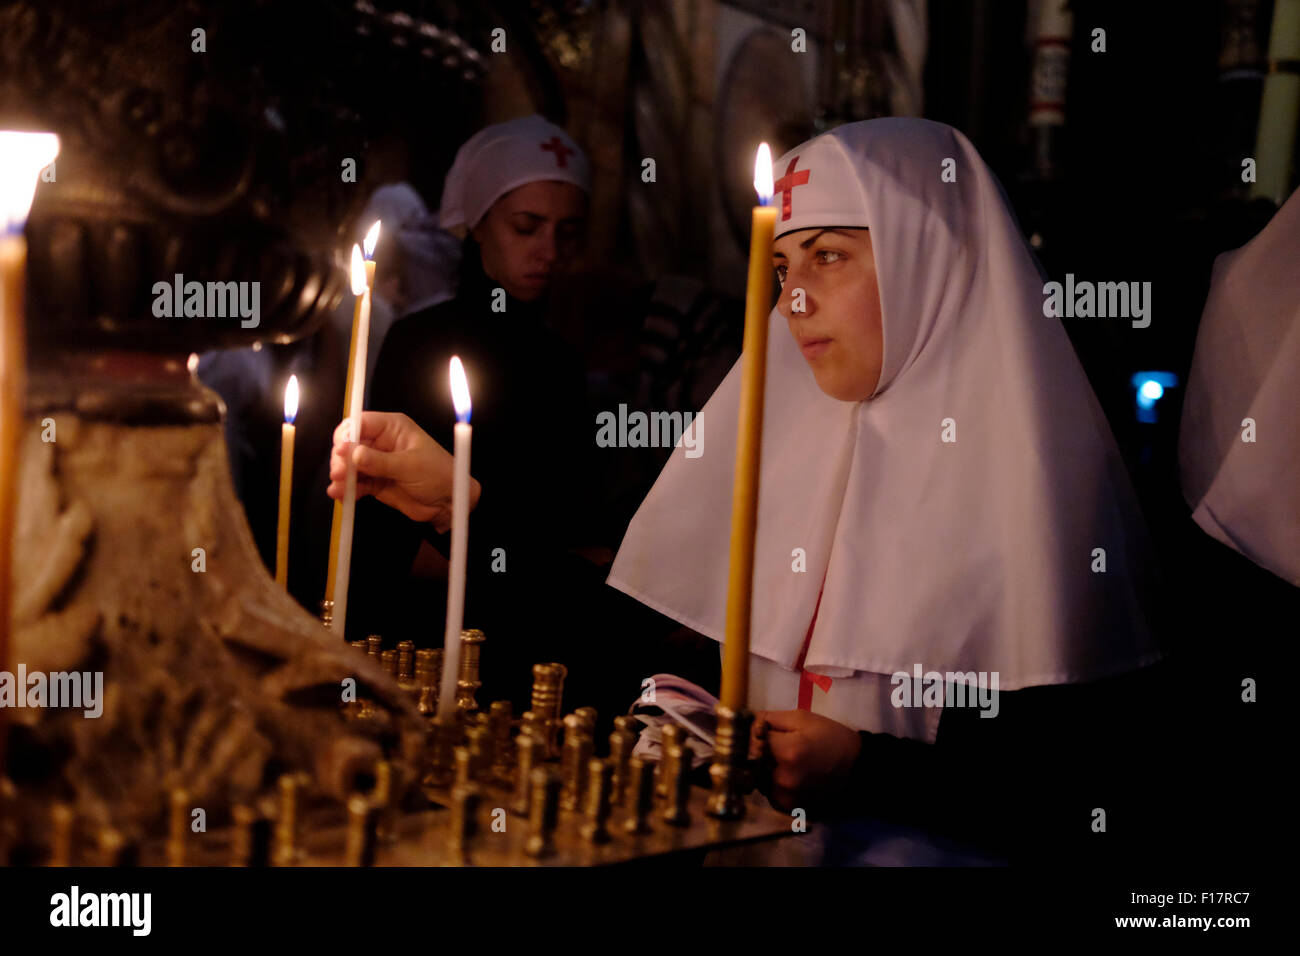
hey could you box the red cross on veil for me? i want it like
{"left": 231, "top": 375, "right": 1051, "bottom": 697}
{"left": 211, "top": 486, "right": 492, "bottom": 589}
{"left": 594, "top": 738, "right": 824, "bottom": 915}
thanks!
{"left": 794, "top": 582, "right": 833, "bottom": 710}
{"left": 539, "top": 136, "right": 575, "bottom": 168}
{"left": 773, "top": 156, "right": 811, "bottom": 222}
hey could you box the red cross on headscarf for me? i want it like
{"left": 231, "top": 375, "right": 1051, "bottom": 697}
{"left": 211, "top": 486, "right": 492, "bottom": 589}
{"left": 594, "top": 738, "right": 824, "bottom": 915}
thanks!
{"left": 773, "top": 156, "right": 811, "bottom": 222}
{"left": 540, "top": 136, "right": 575, "bottom": 168}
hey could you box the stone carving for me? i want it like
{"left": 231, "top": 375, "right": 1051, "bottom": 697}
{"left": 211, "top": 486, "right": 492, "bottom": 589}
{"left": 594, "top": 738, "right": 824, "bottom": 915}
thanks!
{"left": 7, "top": 406, "right": 426, "bottom": 840}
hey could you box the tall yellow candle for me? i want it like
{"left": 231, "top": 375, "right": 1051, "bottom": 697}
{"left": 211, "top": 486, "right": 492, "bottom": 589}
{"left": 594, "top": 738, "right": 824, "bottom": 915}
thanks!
{"left": 330, "top": 244, "right": 375, "bottom": 636}
{"left": 720, "top": 143, "right": 776, "bottom": 712}
{"left": 0, "top": 130, "right": 60, "bottom": 773}
{"left": 325, "top": 220, "right": 380, "bottom": 604}
{"left": 0, "top": 238, "right": 25, "bottom": 667}
{"left": 275, "top": 374, "right": 298, "bottom": 587}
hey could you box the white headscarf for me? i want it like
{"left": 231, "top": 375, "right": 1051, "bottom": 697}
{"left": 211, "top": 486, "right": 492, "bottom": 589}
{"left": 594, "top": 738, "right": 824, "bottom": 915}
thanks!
{"left": 1179, "top": 187, "right": 1300, "bottom": 585}
{"left": 609, "top": 118, "right": 1162, "bottom": 697}
{"left": 437, "top": 115, "right": 591, "bottom": 233}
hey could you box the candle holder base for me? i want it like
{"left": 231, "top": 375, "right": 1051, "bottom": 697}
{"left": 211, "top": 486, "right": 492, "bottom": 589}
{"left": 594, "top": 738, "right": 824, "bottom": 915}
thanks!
{"left": 705, "top": 707, "right": 754, "bottom": 821}
{"left": 706, "top": 763, "right": 748, "bottom": 820}
{"left": 422, "top": 716, "right": 462, "bottom": 791}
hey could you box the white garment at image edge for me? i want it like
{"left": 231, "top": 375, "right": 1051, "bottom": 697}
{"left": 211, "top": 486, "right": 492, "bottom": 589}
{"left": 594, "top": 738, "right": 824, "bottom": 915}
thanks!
{"left": 608, "top": 118, "right": 1164, "bottom": 740}
{"left": 1179, "top": 186, "right": 1300, "bottom": 586}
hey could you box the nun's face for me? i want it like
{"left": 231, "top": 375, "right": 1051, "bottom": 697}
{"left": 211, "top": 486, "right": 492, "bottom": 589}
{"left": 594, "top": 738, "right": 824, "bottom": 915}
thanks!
{"left": 472, "top": 180, "right": 587, "bottom": 301}
{"left": 772, "top": 227, "right": 884, "bottom": 402}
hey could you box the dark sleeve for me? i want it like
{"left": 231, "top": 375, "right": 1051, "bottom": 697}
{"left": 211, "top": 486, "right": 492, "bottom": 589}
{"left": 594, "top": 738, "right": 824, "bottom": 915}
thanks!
{"left": 345, "top": 320, "right": 426, "bottom": 642}
{"left": 413, "top": 471, "right": 506, "bottom": 568}
{"left": 831, "top": 664, "right": 1167, "bottom": 862}
{"left": 834, "top": 697, "right": 1027, "bottom": 855}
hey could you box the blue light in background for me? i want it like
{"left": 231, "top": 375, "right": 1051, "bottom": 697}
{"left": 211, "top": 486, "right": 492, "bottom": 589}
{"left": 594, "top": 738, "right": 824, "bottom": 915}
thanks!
{"left": 1139, "top": 380, "right": 1164, "bottom": 402}
{"left": 1132, "top": 371, "right": 1178, "bottom": 423}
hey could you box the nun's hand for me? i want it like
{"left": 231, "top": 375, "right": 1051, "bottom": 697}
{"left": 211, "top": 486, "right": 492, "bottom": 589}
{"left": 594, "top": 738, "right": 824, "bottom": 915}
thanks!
{"left": 751, "top": 710, "right": 862, "bottom": 813}
{"left": 329, "top": 411, "right": 481, "bottom": 530}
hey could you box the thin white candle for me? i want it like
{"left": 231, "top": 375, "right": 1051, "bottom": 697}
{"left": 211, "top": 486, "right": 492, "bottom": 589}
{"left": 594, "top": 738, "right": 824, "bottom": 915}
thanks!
{"left": 330, "top": 245, "right": 371, "bottom": 635}
{"left": 439, "top": 355, "right": 472, "bottom": 718}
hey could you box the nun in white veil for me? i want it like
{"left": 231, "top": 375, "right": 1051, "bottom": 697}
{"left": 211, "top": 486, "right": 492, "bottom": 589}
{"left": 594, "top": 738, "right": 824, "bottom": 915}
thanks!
{"left": 608, "top": 118, "right": 1166, "bottom": 860}
{"left": 1179, "top": 186, "right": 1300, "bottom": 586}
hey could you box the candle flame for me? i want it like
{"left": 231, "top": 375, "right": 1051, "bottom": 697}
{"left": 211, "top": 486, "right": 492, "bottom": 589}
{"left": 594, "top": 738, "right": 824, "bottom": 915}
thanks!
{"left": 754, "top": 142, "right": 773, "bottom": 206}
{"left": 284, "top": 374, "right": 299, "bottom": 424}
{"left": 363, "top": 220, "right": 381, "bottom": 259}
{"left": 0, "top": 131, "right": 60, "bottom": 234}
{"left": 350, "top": 244, "right": 367, "bottom": 295}
{"left": 187, "top": 352, "right": 199, "bottom": 373}
{"left": 449, "top": 356, "right": 471, "bottom": 423}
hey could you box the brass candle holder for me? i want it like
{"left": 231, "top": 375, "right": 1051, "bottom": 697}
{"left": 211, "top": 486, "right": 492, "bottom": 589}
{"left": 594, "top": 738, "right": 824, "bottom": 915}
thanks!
{"left": 466, "top": 722, "right": 492, "bottom": 782}
{"left": 706, "top": 706, "right": 753, "bottom": 820}
{"left": 529, "top": 663, "right": 567, "bottom": 759}
{"left": 663, "top": 739, "right": 693, "bottom": 827}
{"left": 608, "top": 718, "right": 637, "bottom": 808}
{"left": 624, "top": 758, "right": 655, "bottom": 835}
{"left": 489, "top": 701, "right": 513, "bottom": 779}
{"left": 580, "top": 759, "right": 614, "bottom": 844}
{"left": 456, "top": 628, "right": 486, "bottom": 716}
{"left": 574, "top": 706, "right": 597, "bottom": 735}
{"left": 560, "top": 714, "right": 592, "bottom": 812}
{"left": 524, "top": 767, "right": 561, "bottom": 859}
{"left": 447, "top": 782, "right": 481, "bottom": 865}
{"left": 511, "top": 732, "right": 539, "bottom": 817}
{"left": 415, "top": 648, "right": 442, "bottom": 718}
{"left": 396, "top": 640, "right": 417, "bottom": 699}
{"left": 657, "top": 724, "right": 685, "bottom": 799}
{"left": 453, "top": 746, "right": 473, "bottom": 791}
{"left": 344, "top": 795, "right": 378, "bottom": 867}
{"left": 423, "top": 714, "right": 462, "bottom": 790}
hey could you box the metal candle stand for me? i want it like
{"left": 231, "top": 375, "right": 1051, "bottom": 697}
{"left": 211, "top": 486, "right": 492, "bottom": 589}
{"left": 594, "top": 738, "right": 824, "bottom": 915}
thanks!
{"left": 1, "top": 628, "right": 797, "bottom": 866}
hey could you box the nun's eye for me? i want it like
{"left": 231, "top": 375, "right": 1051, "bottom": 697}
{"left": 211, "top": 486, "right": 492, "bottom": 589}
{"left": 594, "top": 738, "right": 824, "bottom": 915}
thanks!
{"left": 816, "top": 249, "right": 843, "bottom": 265}
{"left": 774, "top": 265, "right": 787, "bottom": 284}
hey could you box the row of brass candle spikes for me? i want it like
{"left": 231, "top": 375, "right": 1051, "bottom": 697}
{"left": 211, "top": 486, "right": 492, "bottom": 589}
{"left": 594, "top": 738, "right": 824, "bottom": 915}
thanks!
{"left": 0, "top": 629, "right": 758, "bottom": 865}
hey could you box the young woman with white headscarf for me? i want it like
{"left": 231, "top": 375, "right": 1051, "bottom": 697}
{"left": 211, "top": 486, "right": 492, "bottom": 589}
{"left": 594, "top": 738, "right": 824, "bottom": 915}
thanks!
{"left": 344, "top": 116, "right": 599, "bottom": 708}
{"left": 607, "top": 118, "right": 1168, "bottom": 861}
